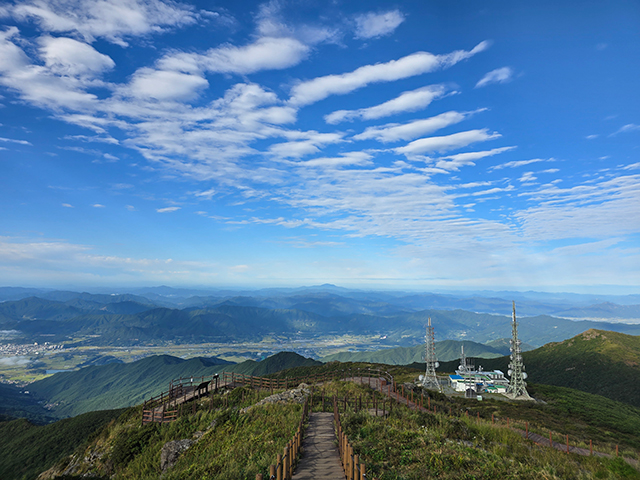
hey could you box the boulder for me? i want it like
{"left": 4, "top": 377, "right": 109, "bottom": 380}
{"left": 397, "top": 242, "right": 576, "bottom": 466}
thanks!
{"left": 160, "top": 439, "right": 194, "bottom": 472}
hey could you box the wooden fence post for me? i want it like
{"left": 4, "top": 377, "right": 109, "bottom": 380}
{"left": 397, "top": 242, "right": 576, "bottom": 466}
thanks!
{"left": 549, "top": 431, "right": 552, "bottom": 447}
{"left": 276, "top": 454, "right": 282, "bottom": 480}
{"left": 353, "top": 454, "right": 359, "bottom": 480}
{"left": 256, "top": 474, "right": 263, "bottom": 480}
{"left": 270, "top": 465, "right": 276, "bottom": 479}
{"left": 566, "top": 434, "right": 569, "bottom": 454}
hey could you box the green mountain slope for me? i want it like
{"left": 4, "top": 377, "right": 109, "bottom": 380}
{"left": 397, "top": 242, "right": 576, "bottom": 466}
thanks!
{"left": 24, "top": 352, "right": 319, "bottom": 418}
{"left": 0, "top": 408, "right": 124, "bottom": 480}
{"left": 0, "top": 382, "right": 56, "bottom": 424}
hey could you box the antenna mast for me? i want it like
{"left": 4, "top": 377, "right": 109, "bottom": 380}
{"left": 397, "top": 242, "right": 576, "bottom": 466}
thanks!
{"left": 505, "top": 301, "right": 532, "bottom": 400}
{"left": 422, "top": 317, "right": 441, "bottom": 391}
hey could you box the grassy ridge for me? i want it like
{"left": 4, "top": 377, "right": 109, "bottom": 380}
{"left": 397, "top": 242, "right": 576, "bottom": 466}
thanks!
{"left": 7, "top": 363, "right": 640, "bottom": 480}
{"left": 41, "top": 387, "right": 304, "bottom": 480}
{"left": 0, "top": 408, "right": 124, "bottom": 480}
{"left": 341, "top": 403, "right": 639, "bottom": 479}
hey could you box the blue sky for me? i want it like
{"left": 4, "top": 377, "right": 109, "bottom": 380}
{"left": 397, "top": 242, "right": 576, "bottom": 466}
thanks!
{"left": 0, "top": 0, "right": 639, "bottom": 291}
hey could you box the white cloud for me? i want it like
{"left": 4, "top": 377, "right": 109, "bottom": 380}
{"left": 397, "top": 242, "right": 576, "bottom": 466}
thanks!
{"left": 298, "top": 151, "right": 373, "bottom": 169}
{"left": 516, "top": 174, "right": 640, "bottom": 241}
{"left": 354, "top": 10, "right": 405, "bottom": 39}
{"left": 289, "top": 41, "right": 490, "bottom": 106}
{"left": 157, "top": 206, "right": 180, "bottom": 213}
{"left": 325, "top": 84, "right": 449, "bottom": 124}
{"left": 518, "top": 171, "right": 537, "bottom": 184}
{"left": 127, "top": 68, "right": 209, "bottom": 101}
{"left": 611, "top": 123, "right": 640, "bottom": 136}
{"left": 12, "top": 0, "right": 198, "bottom": 45}
{"left": 0, "top": 235, "right": 221, "bottom": 284}
{"left": 0, "top": 136, "right": 32, "bottom": 145}
{"left": 433, "top": 146, "right": 516, "bottom": 172}
{"left": 475, "top": 67, "right": 514, "bottom": 88}
{"left": 159, "top": 37, "right": 309, "bottom": 75}
{"left": 489, "top": 158, "right": 549, "bottom": 171}
{"left": 396, "top": 129, "right": 500, "bottom": 156}
{"left": 269, "top": 131, "right": 344, "bottom": 158}
{"left": 0, "top": 30, "right": 101, "bottom": 109}
{"left": 585, "top": 134, "right": 598, "bottom": 139}
{"left": 61, "top": 203, "right": 73, "bottom": 208}
{"left": 0, "top": 356, "right": 31, "bottom": 366}
{"left": 354, "top": 110, "right": 478, "bottom": 143}
{"left": 38, "top": 36, "right": 114, "bottom": 76}
{"left": 193, "top": 188, "right": 216, "bottom": 199}
{"left": 92, "top": 203, "right": 105, "bottom": 208}
{"left": 254, "top": 0, "right": 340, "bottom": 45}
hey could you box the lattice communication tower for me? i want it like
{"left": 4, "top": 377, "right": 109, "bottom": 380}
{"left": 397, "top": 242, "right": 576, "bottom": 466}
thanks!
{"left": 505, "top": 301, "right": 532, "bottom": 400}
{"left": 421, "top": 317, "right": 441, "bottom": 391}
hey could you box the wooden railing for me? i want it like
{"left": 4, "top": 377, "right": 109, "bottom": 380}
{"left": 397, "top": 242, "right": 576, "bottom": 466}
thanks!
{"left": 142, "top": 366, "right": 393, "bottom": 424}
{"left": 253, "top": 396, "right": 309, "bottom": 480}
{"left": 334, "top": 396, "right": 367, "bottom": 480}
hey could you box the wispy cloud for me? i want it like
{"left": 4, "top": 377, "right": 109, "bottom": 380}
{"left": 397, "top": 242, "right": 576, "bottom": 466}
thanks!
{"left": 355, "top": 110, "right": 478, "bottom": 143}
{"left": 611, "top": 123, "right": 640, "bottom": 136}
{"left": 475, "top": 67, "right": 514, "bottom": 88}
{"left": 489, "top": 158, "right": 551, "bottom": 171}
{"left": 157, "top": 206, "right": 180, "bottom": 213}
{"left": 396, "top": 129, "right": 500, "bottom": 156}
{"left": 11, "top": 0, "right": 199, "bottom": 46}
{"left": 354, "top": 10, "right": 405, "bottom": 39}
{"left": 325, "top": 84, "right": 450, "bottom": 124}
{"left": 433, "top": 146, "right": 516, "bottom": 172}
{"left": 289, "top": 41, "right": 490, "bottom": 106}
{"left": 0, "top": 136, "right": 32, "bottom": 145}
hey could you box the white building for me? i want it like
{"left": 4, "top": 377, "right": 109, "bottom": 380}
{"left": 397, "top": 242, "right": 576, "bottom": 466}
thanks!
{"left": 448, "top": 369, "right": 509, "bottom": 394}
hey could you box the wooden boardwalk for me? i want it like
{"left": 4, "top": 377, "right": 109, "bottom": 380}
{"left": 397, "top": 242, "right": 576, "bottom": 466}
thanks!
{"left": 292, "top": 412, "right": 345, "bottom": 479}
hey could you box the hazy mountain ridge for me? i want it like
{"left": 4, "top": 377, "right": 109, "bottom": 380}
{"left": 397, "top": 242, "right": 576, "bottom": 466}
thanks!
{"left": 3, "top": 292, "right": 640, "bottom": 347}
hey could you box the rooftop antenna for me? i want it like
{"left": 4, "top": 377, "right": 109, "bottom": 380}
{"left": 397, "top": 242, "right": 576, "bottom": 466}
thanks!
{"left": 421, "top": 317, "right": 441, "bottom": 391}
{"left": 505, "top": 301, "right": 532, "bottom": 400}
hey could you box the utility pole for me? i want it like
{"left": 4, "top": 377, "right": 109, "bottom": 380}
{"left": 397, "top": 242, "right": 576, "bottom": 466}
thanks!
{"left": 421, "top": 317, "right": 441, "bottom": 391}
{"left": 505, "top": 301, "right": 532, "bottom": 400}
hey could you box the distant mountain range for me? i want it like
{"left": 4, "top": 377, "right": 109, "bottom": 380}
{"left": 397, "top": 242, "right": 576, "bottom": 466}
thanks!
{"left": 2, "top": 290, "right": 640, "bottom": 348}
{"left": 321, "top": 338, "right": 535, "bottom": 364}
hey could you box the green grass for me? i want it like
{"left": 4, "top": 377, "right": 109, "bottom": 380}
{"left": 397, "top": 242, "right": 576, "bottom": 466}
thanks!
{"left": 340, "top": 400, "right": 640, "bottom": 479}
{"left": 42, "top": 386, "right": 305, "bottom": 480}
{"left": 0, "top": 408, "right": 124, "bottom": 480}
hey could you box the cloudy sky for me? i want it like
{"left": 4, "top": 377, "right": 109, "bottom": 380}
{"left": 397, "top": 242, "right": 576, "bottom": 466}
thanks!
{"left": 0, "top": 0, "right": 639, "bottom": 291}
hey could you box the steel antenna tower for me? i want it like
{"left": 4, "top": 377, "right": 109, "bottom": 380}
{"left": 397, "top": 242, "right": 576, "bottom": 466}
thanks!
{"left": 505, "top": 301, "right": 532, "bottom": 400}
{"left": 422, "top": 317, "right": 441, "bottom": 391}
